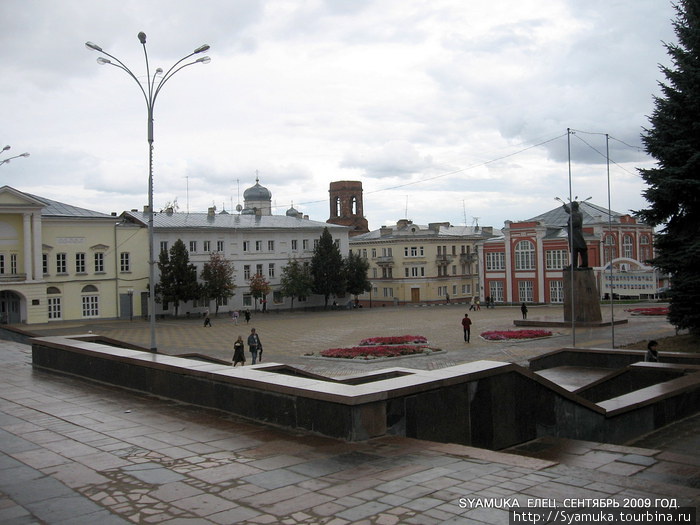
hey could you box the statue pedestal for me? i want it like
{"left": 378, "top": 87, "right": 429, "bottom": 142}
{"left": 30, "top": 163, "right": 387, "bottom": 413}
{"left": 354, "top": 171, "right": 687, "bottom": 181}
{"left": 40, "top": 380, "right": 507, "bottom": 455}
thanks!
{"left": 563, "top": 268, "right": 602, "bottom": 323}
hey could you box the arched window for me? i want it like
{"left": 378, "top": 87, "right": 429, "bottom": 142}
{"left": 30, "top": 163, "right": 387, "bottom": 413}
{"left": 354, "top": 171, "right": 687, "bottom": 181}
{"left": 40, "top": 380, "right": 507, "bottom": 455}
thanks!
{"left": 514, "top": 240, "right": 535, "bottom": 270}
{"left": 351, "top": 196, "right": 358, "bottom": 215}
{"left": 81, "top": 285, "right": 99, "bottom": 318}
{"left": 639, "top": 234, "right": 651, "bottom": 262}
{"left": 47, "top": 287, "right": 62, "bottom": 320}
{"left": 623, "top": 234, "right": 634, "bottom": 258}
{"left": 333, "top": 197, "right": 341, "bottom": 217}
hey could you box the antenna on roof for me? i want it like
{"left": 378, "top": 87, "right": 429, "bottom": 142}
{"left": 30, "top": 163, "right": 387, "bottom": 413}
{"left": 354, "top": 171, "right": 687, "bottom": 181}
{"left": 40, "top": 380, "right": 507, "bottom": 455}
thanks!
{"left": 472, "top": 217, "right": 480, "bottom": 231}
{"left": 462, "top": 200, "right": 467, "bottom": 226}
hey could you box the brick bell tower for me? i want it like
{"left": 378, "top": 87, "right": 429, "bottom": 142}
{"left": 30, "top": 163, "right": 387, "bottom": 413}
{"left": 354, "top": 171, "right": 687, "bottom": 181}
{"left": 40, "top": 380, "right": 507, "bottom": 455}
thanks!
{"left": 327, "top": 181, "right": 369, "bottom": 236}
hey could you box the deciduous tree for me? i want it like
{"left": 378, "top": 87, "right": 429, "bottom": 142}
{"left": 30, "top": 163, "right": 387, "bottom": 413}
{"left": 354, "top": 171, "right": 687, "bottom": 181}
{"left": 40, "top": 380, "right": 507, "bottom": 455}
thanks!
{"left": 279, "top": 259, "right": 313, "bottom": 310}
{"left": 201, "top": 253, "right": 236, "bottom": 315}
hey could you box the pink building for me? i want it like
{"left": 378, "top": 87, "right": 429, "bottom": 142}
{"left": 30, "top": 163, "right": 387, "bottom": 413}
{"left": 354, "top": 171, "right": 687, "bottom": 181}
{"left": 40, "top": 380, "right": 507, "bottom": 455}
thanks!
{"left": 479, "top": 202, "right": 655, "bottom": 304}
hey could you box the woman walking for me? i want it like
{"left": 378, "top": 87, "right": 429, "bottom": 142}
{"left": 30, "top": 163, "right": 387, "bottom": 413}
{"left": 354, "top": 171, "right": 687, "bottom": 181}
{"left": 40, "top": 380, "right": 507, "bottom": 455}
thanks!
{"left": 232, "top": 335, "right": 246, "bottom": 366}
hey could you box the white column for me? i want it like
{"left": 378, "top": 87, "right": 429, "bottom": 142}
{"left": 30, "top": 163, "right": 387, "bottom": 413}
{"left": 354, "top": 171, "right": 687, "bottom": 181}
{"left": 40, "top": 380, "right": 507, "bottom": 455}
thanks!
{"left": 22, "top": 213, "right": 32, "bottom": 280}
{"left": 32, "top": 212, "right": 42, "bottom": 281}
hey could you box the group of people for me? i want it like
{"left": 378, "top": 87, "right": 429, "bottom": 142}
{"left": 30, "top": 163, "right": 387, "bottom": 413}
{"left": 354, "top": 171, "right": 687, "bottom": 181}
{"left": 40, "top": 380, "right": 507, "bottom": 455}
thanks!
{"left": 232, "top": 328, "right": 263, "bottom": 366}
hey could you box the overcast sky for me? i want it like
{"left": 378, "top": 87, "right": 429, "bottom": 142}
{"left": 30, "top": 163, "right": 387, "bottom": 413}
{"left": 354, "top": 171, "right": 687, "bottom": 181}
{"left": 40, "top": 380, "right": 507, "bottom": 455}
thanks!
{"left": 1, "top": 0, "right": 677, "bottom": 231}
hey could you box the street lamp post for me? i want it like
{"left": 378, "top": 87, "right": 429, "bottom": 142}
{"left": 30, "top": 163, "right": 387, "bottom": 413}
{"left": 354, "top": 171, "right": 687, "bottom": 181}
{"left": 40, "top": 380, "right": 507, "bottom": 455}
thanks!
{"left": 86, "top": 32, "right": 210, "bottom": 352}
{"left": 0, "top": 145, "right": 30, "bottom": 166}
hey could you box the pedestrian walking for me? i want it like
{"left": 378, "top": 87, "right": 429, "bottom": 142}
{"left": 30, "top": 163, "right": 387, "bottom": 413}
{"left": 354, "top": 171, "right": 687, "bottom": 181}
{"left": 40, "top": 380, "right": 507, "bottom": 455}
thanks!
{"left": 244, "top": 309, "right": 251, "bottom": 324}
{"left": 521, "top": 303, "right": 528, "bottom": 320}
{"left": 461, "top": 313, "right": 472, "bottom": 343}
{"left": 231, "top": 310, "right": 239, "bottom": 325}
{"left": 232, "top": 335, "right": 246, "bottom": 366}
{"left": 475, "top": 298, "right": 481, "bottom": 311}
{"left": 203, "top": 309, "right": 212, "bottom": 327}
{"left": 248, "top": 328, "right": 263, "bottom": 364}
{"left": 469, "top": 298, "right": 475, "bottom": 311}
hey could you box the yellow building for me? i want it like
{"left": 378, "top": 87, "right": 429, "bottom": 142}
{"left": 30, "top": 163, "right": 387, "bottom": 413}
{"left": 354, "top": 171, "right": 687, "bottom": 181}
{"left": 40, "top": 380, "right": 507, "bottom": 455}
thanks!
{"left": 349, "top": 220, "right": 495, "bottom": 306}
{"left": 0, "top": 186, "right": 148, "bottom": 324}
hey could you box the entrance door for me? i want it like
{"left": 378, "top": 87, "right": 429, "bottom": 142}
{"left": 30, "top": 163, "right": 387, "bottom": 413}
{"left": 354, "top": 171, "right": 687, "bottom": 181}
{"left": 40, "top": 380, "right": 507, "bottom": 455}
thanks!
{"left": 0, "top": 291, "right": 21, "bottom": 324}
{"left": 411, "top": 288, "right": 420, "bottom": 303}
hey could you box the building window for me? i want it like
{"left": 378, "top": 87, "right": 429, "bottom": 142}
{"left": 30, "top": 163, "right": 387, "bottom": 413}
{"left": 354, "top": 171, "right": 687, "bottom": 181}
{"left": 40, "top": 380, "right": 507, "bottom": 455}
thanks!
{"left": 514, "top": 241, "right": 535, "bottom": 270}
{"left": 120, "top": 252, "right": 130, "bottom": 272}
{"left": 486, "top": 252, "right": 505, "bottom": 271}
{"left": 10, "top": 254, "right": 17, "bottom": 274}
{"left": 489, "top": 281, "right": 504, "bottom": 303}
{"left": 314, "top": 239, "right": 320, "bottom": 249}
{"left": 74, "top": 253, "right": 86, "bottom": 273}
{"left": 518, "top": 281, "right": 534, "bottom": 302}
{"left": 639, "top": 235, "right": 651, "bottom": 262}
{"left": 255, "top": 240, "right": 262, "bottom": 251}
{"left": 268, "top": 240, "right": 275, "bottom": 251}
{"left": 243, "top": 294, "right": 252, "bottom": 307}
{"left": 382, "top": 247, "right": 392, "bottom": 257}
{"left": 273, "top": 291, "right": 283, "bottom": 304}
{"left": 56, "top": 253, "right": 67, "bottom": 274}
{"left": 623, "top": 235, "right": 634, "bottom": 258}
{"left": 244, "top": 265, "right": 251, "bottom": 280}
{"left": 373, "top": 267, "right": 378, "bottom": 278}
{"left": 371, "top": 248, "right": 377, "bottom": 258}
{"left": 94, "top": 253, "right": 105, "bottom": 273}
{"left": 203, "top": 240, "right": 211, "bottom": 252}
{"left": 362, "top": 249, "right": 367, "bottom": 259}
{"left": 549, "top": 280, "right": 564, "bottom": 303}
{"left": 462, "top": 284, "right": 472, "bottom": 295}
{"left": 383, "top": 287, "right": 393, "bottom": 298}
{"left": 256, "top": 264, "right": 263, "bottom": 276}
{"left": 42, "top": 254, "right": 48, "bottom": 275}
{"left": 189, "top": 241, "right": 197, "bottom": 253}
{"left": 0, "top": 254, "right": 4, "bottom": 274}
{"left": 291, "top": 240, "right": 298, "bottom": 251}
{"left": 404, "top": 246, "right": 424, "bottom": 257}
{"left": 160, "top": 241, "right": 168, "bottom": 253}
{"left": 268, "top": 263, "right": 275, "bottom": 278}
{"left": 382, "top": 267, "right": 392, "bottom": 278}
{"left": 303, "top": 239, "right": 309, "bottom": 250}
{"left": 604, "top": 235, "right": 617, "bottom": 264}
{"left": 81, "top": 285, "right": 99, "bottom": 318}
{"left": 243, "top": 241, "right": 250, "bottom": 252}
{"left": 217, "top": 240, "right": 225, "bottom": 252}
{"left": 47, "top": 287, "right": 62, "bottom": 320}
{"left": 545, "top": 250, "right": 568, "bottom": 270}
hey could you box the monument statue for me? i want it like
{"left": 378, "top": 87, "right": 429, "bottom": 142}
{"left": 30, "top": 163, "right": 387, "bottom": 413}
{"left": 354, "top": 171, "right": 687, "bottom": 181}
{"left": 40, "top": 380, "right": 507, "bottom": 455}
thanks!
{"left": 562, "top": 200, "right": 588, "bottom": 269}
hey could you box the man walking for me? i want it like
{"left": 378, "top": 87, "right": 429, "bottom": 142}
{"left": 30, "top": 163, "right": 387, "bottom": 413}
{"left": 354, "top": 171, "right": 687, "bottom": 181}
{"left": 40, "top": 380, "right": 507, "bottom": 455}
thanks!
{"left": 247, "top": 328, "right": 262, "bottom": 364}
{"left": 461, "top": 313, "right": 472, "bottom": 343}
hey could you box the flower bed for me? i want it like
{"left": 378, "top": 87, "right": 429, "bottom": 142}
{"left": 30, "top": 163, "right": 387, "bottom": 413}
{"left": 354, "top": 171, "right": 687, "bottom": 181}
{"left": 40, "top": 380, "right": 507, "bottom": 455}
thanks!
{"left": 625, "top": 307, "right": 669, "bottom": 316}
{"left": 480, "top": 329, "right": 553, "bottom": 341}
{"left": 359, "top": 335, "right": 428, "bottom": 346}
{"left": 320, "top": 344, "right": 432, "bottom": 359}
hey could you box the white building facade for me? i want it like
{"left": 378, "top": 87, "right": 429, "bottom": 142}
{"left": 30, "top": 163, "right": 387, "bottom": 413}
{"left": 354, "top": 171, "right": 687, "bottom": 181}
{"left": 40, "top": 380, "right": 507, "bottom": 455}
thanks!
{"left": 123, "top": 179, "right": 349, "bottom": 315}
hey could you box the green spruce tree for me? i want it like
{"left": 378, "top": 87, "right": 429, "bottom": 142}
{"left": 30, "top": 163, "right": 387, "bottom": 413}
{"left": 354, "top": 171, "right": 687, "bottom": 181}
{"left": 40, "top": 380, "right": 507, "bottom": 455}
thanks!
{"left": 638, "top": 0, "right": 700, "bottom": 333}
{"left": 155, "top": 239, "right": 200, "bottom": 316}
{"left": 310, "top": 227, "right": 346, "bottom": 307}
{"left": 344, "top": 251, "right": 371, "bottom": 302}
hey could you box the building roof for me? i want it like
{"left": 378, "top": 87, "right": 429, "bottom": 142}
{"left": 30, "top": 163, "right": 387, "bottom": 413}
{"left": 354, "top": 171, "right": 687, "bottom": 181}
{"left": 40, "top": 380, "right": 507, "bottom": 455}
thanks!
{"left": 28, "top": 194, "right": 114, "bottom": 219}
{"left": 351, "top": 220, "right": 494, "bottom": 242}
{"left": 123, "top": 210, "right": 349, "bottom": 232}
{"left": 526, "top": 201, "right": 630, "bottom": 228}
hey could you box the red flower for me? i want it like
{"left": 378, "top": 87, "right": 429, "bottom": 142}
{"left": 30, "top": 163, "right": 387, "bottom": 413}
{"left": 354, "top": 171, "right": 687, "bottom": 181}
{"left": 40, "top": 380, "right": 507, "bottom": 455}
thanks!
{"left": 480, "top": 329, "right": 552, "bottom": 341}
{"left": 320, "top": 344, "right": 431, "bottom": 359}
{"left": 359, "top": 335, "right": 428, "bottom": 346}
{"left": 625, "top": 307, "right": 669, "bottom": 316}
